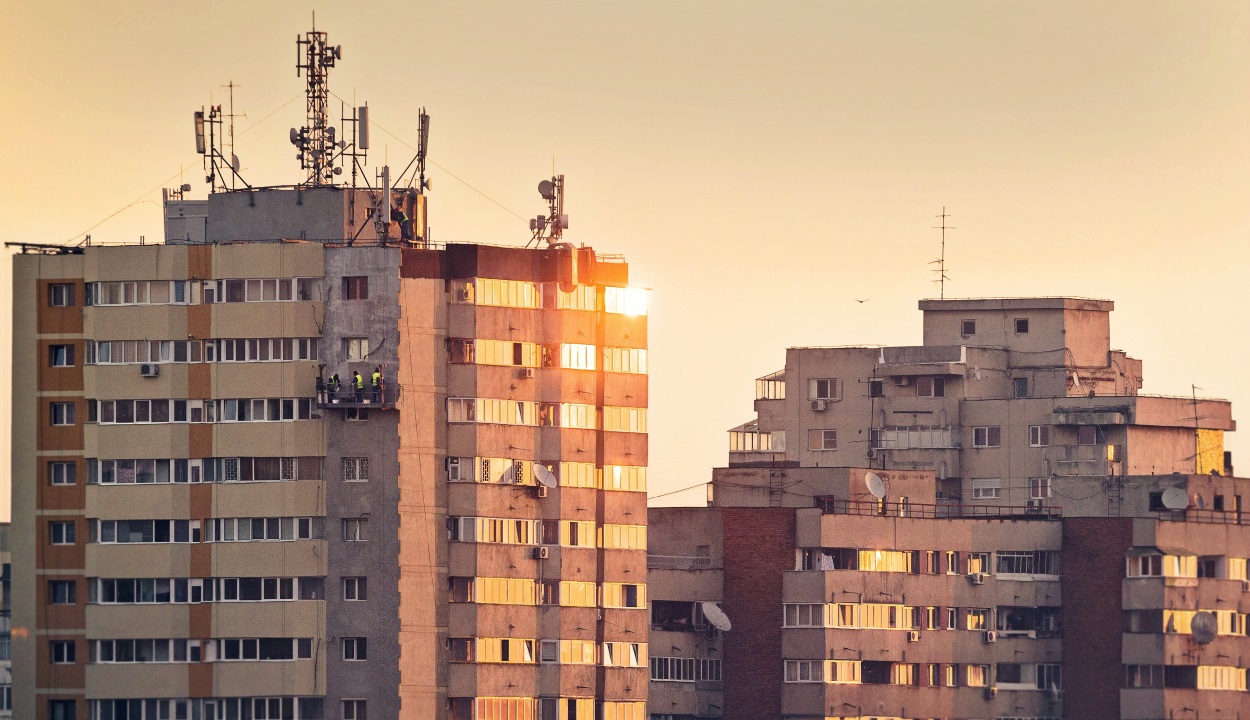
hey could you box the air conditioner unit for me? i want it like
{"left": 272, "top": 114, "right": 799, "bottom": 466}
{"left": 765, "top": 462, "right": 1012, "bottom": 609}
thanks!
{"left": 907, "top": 630, "right": 920, "bottom": 642}
{"left": 810, "top": 399, "right": 828, "bottom": 412}
{"left": 1026, "top": 499, "right": 1043, "bottom": 509}
{"left": 139, "top": 363, "right": 159, "bottom": 378}
{"left": 985, "top": 686, "right": 998, "bottom": 700}
{"left": 866, "top": 449, "right": 877, "bottom": 460}
{"left": 455, "top": 288, "right": 472, "bottom": 302}
{"left": 968, "top": 572, "right": 986, "bottom": 585}
{"left": 534, "top": 485, "right": 548, "bottom": 498}
{"left": 1241, "top": 579, "right": 1250, "bottom": 593}
{"left": 533, "top": 546, "right": 550, "bottom": 560}
{"left": 983, "top": 630, "right": 998, "bottom": 644}
{"left": 893, "top": 376, "right": 911, "bottom": 387}
{"left": 522, "top": 368, "right": 536, "bottom": 379}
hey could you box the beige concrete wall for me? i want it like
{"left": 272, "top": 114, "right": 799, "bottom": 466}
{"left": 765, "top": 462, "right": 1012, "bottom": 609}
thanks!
{"left": 396, "top": 276, "right": 450, "bottom": 718}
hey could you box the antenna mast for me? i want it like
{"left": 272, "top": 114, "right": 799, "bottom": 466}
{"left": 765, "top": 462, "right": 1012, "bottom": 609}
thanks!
{"left": 293, "top": 22, "right": 343, "bottom": 186}
{"left": 528, "top": 175, "right": 568, "bottom": 247}
{"left": 931, "top": 207, "right": 954, "bottom": 299}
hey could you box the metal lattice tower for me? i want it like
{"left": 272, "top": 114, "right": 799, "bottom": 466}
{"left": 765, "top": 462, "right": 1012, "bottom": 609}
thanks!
{"left": 293, "top": 24, "right": 342, "bottom": 186}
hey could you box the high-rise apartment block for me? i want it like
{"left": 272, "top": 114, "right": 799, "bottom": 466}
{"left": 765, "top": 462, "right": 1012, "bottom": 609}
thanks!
{"left": 647, "top": 297, "right": 1248, "bottom": 720}
{"left": 12, "top": 126, "right": 649, "bottom": 720}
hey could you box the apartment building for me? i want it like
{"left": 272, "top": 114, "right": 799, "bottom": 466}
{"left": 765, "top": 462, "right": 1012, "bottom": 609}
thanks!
{"left": 11, "top": 183, "right": 649, "bottom": 720}
{"left": 645, "top": 296, "right": 1248, "bottom": 720}
{"left": 733, "top": 297, "right": 1233, "bottom": 505}
{"left": 1, "top": 523, "right": 11, "bottom": 720}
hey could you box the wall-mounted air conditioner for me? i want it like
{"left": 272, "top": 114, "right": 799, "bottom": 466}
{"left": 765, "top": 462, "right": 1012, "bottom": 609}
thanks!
{"left": 810, "top": 400, "right": 828, "bottom": 412}
{"left": 140, "top": 363, "right": 159, "bottom": 378}
{"left": 534, "top": 546, "right": 550, "bottom": 560}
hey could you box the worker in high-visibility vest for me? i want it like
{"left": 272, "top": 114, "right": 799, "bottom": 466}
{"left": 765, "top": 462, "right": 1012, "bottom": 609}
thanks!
{"left": 328, "top": 374, "right": 341, "bottom": 402}
{"left": 353, "top": 371, "right": 363, "bottom": 403}
{"left": 371, "top": 367, "right": 383, "bottom": 403}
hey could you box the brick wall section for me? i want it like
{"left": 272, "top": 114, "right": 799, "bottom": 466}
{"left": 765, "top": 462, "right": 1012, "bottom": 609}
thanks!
{"left": 1062, "top": 517, "right": 1133, "bottom": 720}
{"left": 722, "top": 507, "right": 796, "bottom": 720}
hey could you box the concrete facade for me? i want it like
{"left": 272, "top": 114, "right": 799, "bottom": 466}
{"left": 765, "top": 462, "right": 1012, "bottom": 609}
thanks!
{"left": 647, "top": 297, "right": 1248, "bottom": 720}
{"left": 10, "top": 187, "right": 649, "bottom": 720}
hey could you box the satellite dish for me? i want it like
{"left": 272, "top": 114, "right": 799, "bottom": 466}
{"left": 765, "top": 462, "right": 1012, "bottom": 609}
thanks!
{"left": 701, "top": 602, "right": 732, "bottom": 632}
{"left": 232, "top": 154, "right": 240, "bottom": 173}
{"left": 499, "top": 464, "right": 516, "bottom": 484}
{"left": 973, "top": 365, "right": 982, "bottom": 381}
{"left": 1194, "top": 494, "right": 1207, "bottom": 510}
{"left": 290, "top": 128, "right": 300, "bottom": 146}
{"left": 1191, "top": 611, "right": 1217, "bottom": 644}
{"left": 538, "top": 180, "right": 556, "bottom": 199}
{"left": 865, "top": 472, "right": 886, "bottom": 499}
{"left": 1161, "top": 486, "right": 1189, "bottom": 510}
{"left": 534, "top": 464, "right": 557, "bottom": 488}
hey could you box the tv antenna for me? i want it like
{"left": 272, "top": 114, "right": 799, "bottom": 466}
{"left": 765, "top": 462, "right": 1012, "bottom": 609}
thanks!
{"left": 292, "top": 19, "right": 344, "bottom": 185}
{"left": 930, "top": 207, "right": 954, "bottom": 299}
{"left": 528, "top": 175, "right": 569, "bottom": 247}
{"left": 194, "top": 98, "right": 251, "bottom": 193}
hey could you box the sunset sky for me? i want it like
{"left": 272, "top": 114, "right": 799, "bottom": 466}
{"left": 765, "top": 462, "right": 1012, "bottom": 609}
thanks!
{"left": 2, "top": 1, "right": 1249, "bottom": 516}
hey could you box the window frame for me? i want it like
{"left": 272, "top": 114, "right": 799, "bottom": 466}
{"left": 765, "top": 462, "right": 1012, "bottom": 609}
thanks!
{"left": 50, "top": 402, "right": 76, "bottom": 426}
{"left": 343, "top": 576, "right": 368, "bottom": 601}
{"left": 1028, "top": 425, "right": 1050, "bottom": 447}
{"left": 807, "top": 429, "right": 837, "bottom": 451}
{"left": 342, "top": 276, "right": 369, "bottom": 300}
{"left": 972, "top": 426, "right": 1001, "bottom": 448}
{"left": 49, "top": 283, "right": 76, "bottom": 307}
{"left": 1015, "top": 318, "right": 1030, "bottom": 334}
{"left": 49, "top": 461, "right": 76, "bottom": 486}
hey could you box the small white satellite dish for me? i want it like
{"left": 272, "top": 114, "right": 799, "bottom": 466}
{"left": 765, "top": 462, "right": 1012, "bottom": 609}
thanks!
{"left": 1194, "top": 493, "right": 1207, "bottom": 510}
{"left": 1071, "top": 370, "right": 1082, "bottom": 388}
{"left": 973, "top": 365, "right": 982, "bottom": 381}
{"left": 701, "top": 602, "right": 732, "bottom": 632}
{"left": 538, "top": 180, "right": 556, "bottom": 199}
{"left": 1192, "top": 611, "right": 1217, "bottom": 644}
{"left": 1161, "top": 486, "right": 1189, "bottom": 510}
{"left": 533, "top": 464, "right": 557, "bottom": 488}
{"left": 499, "top": 465, "right": 516, "bottom": 484}
{"left": 865, "top": 472, "right": 886, "bottom": 499}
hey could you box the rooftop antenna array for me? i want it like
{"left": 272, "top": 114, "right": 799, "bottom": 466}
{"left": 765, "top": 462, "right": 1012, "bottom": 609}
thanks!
{"left": 193, "top": 96, "right": 251, "bottom": 193}
{"left": 292, "top": 17, "right": 345, "bottom": 186}
{"left": 930, "top": 207, "right": 954, "bottom": 300}
{"left": 529, "top": 175, "right": 569, "bottom": 247}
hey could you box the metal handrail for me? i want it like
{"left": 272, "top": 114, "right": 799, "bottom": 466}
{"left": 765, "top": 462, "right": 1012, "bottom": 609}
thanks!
{"left": 815, "top": 497, "right": 1061, "bottom": 520}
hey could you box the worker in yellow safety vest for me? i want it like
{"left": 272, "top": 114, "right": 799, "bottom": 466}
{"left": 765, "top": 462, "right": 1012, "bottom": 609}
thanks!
{"left": 372, "top": 367, "right": 383, "bottom": 403}
{"left": 353, "top": 371, "right": 363, "bottom": 403}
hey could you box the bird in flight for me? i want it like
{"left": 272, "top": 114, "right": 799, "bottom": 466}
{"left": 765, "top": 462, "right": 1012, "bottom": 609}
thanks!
{"left": 854, "top": 298, "right": 870, "bottom": 304}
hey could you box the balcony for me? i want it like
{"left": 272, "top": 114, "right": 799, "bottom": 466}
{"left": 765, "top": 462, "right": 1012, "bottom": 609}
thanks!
{"left": 648, "top": 553, "right": 723, "bottom": 570}
{"left": 315, "top": 380, "right": 400, "bottom": 410}
{"left": 1045, "top": 443, "right": 1120, "bottom": 476}
{"left": 815, "top": 497, "right": 1061, "bottom": 520}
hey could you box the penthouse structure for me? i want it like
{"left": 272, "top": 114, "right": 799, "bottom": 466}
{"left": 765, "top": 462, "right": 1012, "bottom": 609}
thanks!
{"left": 11, "top": 25, "right": 649, "bottom": 720}
{"left": 648, "top": 297, "right": 1248, "bottom": 720}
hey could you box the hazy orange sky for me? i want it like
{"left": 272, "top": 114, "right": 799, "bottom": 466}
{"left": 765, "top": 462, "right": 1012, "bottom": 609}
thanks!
{"left": 3, "top": 1, "right": 1249, "bottom": 517}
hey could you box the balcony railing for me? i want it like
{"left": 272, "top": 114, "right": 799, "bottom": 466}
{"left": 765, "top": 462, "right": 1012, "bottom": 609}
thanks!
{"left": 1154, "top": 508, "right": 1246, "bottom": 526}
{"left": 816, "top": 497, "right": 1061, "bottom": 520}
{"left": 316, "top": 381, "right": 401, "bottom": 410}
{"left": 647, "top": 554, "right": 723, "bottom": 570}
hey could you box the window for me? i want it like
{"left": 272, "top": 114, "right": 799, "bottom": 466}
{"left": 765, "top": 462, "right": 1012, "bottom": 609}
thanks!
{"left": 972, "top": 478, "right": 1002, "bottom": 500}
{"left": 808, "top": 429, "right": 837, "bottom": 451}
{"left": 50, "top": 402, "right": 75, "bottom": 426}
{"left": 783, "top": 604, "right": 826, "bottom": 628}
{"left": 868, "top": 378, "right": 884, "bottom": 398}
{"left": 603, "top": 405, "right": 646, "bottom": 433}
{"left": 809, "top": 378, "right": 840, "bottom": 400}
{"left": 1015, "top": 318, "right": 1030, "bottom": 334}
{"left": 1077, "top": 426, "right": 1100, "bottom": 445}
{"left": 1030, "top": 477, "right": 1052, "bottom": 500}
{"left": 342, "top": 700, "right": 366, "bottom": 720}
{"left": 603, "top": 347, "right": 648, "bottom": 374}
{"left": 997, "top": 663, "right": 1022, "bottom": 684}
{"left": 49, "top": 580, "right": 76, "bottom": 604}
{"left": 915, "top": 376, "right": 944, "bottom": 397}
{"left": 50, "top": 521, "right": 75, "bottom": 545}
{"left": 51, "top": 641, "right": 76, "bottom": 664}
{"left": 50, "top": 700, "right": 77, "bottom": 720}
{"left": 344, "top": 337, "right": 370, "bottom": 361}
{"left": 49, "top": 461, "right": 76, "bottom": 485}
{"left": 342, "top": 637, "right": 367, "bottom": 661}
{"left": 342, "top": 457, "right": 369, "bottom": 482}
{"left": 602, "top": 582, "right": 646, "bottom": 609}
{"left": 342, "top": 518, "right": 367, "bottom": 542}
{"left": 49, "top": 283, "right": 76, "bottom": 307}
{"left": 996, "top": 550, "right": 1060, "bottom": 576}
{"left": 972, "top": 426, "right": 1001, "bottom": 448}
{"left": 785, "top": 660, "right": 824, "bottom": 683}
{"left": 49, "top": 344, "right": 75, "bottom": 367}
{"left": 1013, "top": 377, "right": 1029, "bottom": 398}
{"left": 346, "top": 407, "right": 369, "bottom": 422}
{"left": 602, "top": 641, "right": 646, "bottom": 668}
{"left": 1037, "top": 663, "right": 1062, "bottom": 690}
{"left": 945, "top": 551, "right": 960, "bottom": 574}
{"left": 961, "top": 319, "right": 976, "bottom": 335}
{"left": 343, "top": 576, "right": 367, "bottom": 601}
{"left": 967, "top": 552, "right": 991, "bottom": 574}
{"left": 1029, "top": 425, "right": 1050, "bottom": 447}
{"left": 966, "top": 663, "right": 990, "bottom": 686}
{"left": 343, "top": 276, "right": 369, "bottom": 300}
{"left": 651, "top": 656, "right": 697, "bottom": 682}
